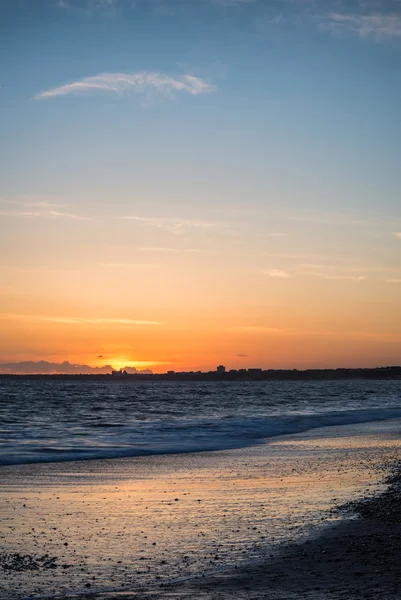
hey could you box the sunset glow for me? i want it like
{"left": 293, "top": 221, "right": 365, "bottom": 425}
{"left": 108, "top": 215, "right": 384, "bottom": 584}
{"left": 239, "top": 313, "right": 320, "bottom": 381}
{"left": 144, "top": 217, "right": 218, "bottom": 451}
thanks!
{"left": 107, "top": 359, "right": 160, "bottom": 372}
{"left": 0, "top": 0, "right": 400, "bottom": 374}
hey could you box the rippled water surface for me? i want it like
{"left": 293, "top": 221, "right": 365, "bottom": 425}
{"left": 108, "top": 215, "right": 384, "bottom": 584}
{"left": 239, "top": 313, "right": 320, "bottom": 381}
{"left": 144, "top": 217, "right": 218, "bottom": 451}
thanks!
{"left": 1, "top": 379, "right": 400, "bottom": 465}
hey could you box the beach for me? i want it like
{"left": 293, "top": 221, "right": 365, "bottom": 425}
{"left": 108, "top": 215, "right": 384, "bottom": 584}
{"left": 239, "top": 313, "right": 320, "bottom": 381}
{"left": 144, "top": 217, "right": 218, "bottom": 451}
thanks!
{"left": 167, "top": 472, "right": 401, "bottom": 600}
{"left": 1, "top": 417, "right": 400, "bottom": 599}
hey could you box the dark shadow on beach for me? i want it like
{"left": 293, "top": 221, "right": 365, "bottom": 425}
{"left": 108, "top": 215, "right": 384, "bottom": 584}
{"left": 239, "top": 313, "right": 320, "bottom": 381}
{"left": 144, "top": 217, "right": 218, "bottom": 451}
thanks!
{"left": 73, "top": 466, "right": 401, "bottom": 600}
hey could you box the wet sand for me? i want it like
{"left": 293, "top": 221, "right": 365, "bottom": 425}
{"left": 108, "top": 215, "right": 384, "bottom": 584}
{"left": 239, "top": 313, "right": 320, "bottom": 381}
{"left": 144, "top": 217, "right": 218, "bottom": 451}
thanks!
{"left": 160, "top": 481, "right": 401, "bottom": 600}
{"left": 1, "top": 420, "right": 400, "bottom": 599}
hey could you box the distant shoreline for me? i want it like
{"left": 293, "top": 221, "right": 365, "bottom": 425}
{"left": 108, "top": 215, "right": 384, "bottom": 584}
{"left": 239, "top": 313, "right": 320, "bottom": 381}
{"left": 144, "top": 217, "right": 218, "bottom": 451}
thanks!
{"left": 1, "top": 366, "right": 400, "bottom": 381}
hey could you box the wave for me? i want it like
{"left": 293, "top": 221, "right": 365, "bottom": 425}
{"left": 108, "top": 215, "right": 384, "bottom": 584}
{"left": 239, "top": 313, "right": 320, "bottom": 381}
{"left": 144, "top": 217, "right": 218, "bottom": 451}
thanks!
{"left": 2, "top": 406, "right": 401, "bottom": 467}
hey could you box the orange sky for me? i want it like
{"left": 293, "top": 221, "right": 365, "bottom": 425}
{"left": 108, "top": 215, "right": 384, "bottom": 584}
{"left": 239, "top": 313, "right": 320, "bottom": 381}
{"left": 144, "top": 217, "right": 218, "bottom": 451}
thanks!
{"left": 1, "top": 243, "right": 400, "bottom": 371}
{"left": 1, "top": 1, "right": 400, "bottom": 373}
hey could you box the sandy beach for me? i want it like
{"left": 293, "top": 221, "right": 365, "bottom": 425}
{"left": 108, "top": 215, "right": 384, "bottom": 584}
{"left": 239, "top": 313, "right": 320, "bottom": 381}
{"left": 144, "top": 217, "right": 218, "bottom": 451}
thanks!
{"left": 160, "top": 484, "right": 401, "bottom": 600}
{"left": 1, "top": 418, "right": 400, "bottom": 599}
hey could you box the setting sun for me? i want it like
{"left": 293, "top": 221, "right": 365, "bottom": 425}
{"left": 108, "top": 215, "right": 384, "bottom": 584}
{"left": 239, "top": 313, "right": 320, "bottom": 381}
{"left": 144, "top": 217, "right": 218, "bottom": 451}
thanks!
{"left": 109, "top": 359, "right": 158, "bottom": 371}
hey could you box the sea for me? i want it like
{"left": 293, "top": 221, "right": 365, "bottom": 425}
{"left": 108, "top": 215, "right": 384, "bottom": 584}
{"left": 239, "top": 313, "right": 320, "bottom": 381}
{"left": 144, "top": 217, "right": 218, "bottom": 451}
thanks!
{"left": 1, "top": 378, "right": 400, "bottom": 466}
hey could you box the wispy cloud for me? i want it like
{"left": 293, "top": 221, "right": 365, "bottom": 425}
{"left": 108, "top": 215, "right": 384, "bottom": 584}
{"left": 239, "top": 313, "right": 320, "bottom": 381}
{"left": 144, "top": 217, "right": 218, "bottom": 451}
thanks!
{"left": 289, "top": 214, "right": 396, "bottom": 227}
{"left": 0, "top": 208, "right": 87, "bottom": 220}
{"left": 0, "top": 204, "right": 231, "bottom": 235}
{"left": 230, "top": 326, "right": 292, "bottom": 334}
{"left": 216, "top": 0, "right": 256, "bottom": 5}
{"left": 138, "top": 246, "right": 226, "bottom": 254}
{"left": 0, "top": 264, "right": 81, "bottom": 274}
{"left": 264, "top": 269, "right": 290, "bottom": 278}
{"left": 1, "top": 314, "right": 160, "bottom": 326}
{"left": 0, "top": 197, "right": 66, "bottom": 209}
{"left": 268, "top": 261, "right": 399, "bottom": 282}
{"left": 99, "top": 262, "right": 160, "bottom": 269}
{"left": 304, "top": 272, "right": 366, "bottom": 282}
{"left": 57, "top": 0, "right": 256, "bottom": 12}
{"left": 394, "top": 232, "right": 401, "bottom": 239}
{"left": 386, "top": 278, "right": 401, "bottom": 284}
{"left": 49, "top": 0, "right": 401, "bottom": 40}
{"left": 299, "top": 263, "right": 394, "bottom": 274}
{"left": 118, "top": 215, "right": 232, "bottom": 235}
{"left": 34, "top": 71, "right": 214, "bottom": 101}
{"left": 324, "top": 13, "right": 401, "bottom": 38}
{"left": 229, "top": 326, "right": 400, "bottom": 339}
{"left": 263, "top": 253, "right": 307, "bottom": 260}
{"left": 57, "top": 0, "right": 119, "bottom": 12}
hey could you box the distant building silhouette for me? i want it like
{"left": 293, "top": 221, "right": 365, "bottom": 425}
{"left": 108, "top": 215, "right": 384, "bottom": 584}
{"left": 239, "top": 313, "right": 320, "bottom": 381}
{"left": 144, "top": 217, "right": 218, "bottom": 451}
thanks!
{"left": 217, "top": 365, "right": 226, "bottom": 374}
{"left": 111, "top": 369, "right": 127, "bottom": 376}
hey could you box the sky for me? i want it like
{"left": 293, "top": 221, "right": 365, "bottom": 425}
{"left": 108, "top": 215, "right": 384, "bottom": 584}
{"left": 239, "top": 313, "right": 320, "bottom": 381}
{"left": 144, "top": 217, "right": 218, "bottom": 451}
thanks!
{"left": 0, "top": 0, "right": 400, "bottom": 373}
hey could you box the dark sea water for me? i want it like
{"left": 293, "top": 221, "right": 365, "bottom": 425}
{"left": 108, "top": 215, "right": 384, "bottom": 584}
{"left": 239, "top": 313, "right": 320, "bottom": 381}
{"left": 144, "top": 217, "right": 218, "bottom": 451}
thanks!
{"left": 1, "top": 379, "right": 400, "bottom": 466}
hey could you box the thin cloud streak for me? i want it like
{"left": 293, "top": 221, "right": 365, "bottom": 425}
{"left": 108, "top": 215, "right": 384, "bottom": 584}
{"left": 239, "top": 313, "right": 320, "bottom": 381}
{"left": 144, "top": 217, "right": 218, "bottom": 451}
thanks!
{"left": 304, "top": 272, "right": 366, "bottom": 282}
{"left": 0, "top": 264, "right": 81, "bottom": 273}
{"left": 289, "top": 214, "right": 396, "bottom": 227}
{"left": 299, "top": 264, "right": 396, "bottom": 274}
{"left": 41, "top": 0, "right": 401, "bottom": 40}
{"left": 99, "top": 262, "right": 161, "bottom": 268}
{"left": 1, "top": 314, "right": 160, "bottom": 326}
{"left": 0, "top": 206, "right": 232, "bottom": 234}
{"left": 217, "top": 208, "right": 399, "bottom": 230}
{"left": 138, "top": 246, "right": 226, "bottom": 254}
{"left": 229, "top": 326, "right": 400, "bottom": 339}
{"left": 0, "top": 197, "right": 66, "bottom": 209}
{"left": 231, "top": 326, "right": 293, "bottom": 334}
{"left": 118, "top": 215, "right": 233, "bottom": 235}
{"left": 325, "top": 13, "right": 401, "bottom": 38}
{"left": 0, "top": 208, "right": 87, "bottom": 220}
{"left": 263, "top": 253, "right": 308, "bottom": 259}
{"left": 56, "top": 0, "right": 256, "bottom": 12}
{"left": 34, "top": 71, "right": 215, "bottom": 100}
{"left": 264, "top": 269, "right": 290, "bottom": 278}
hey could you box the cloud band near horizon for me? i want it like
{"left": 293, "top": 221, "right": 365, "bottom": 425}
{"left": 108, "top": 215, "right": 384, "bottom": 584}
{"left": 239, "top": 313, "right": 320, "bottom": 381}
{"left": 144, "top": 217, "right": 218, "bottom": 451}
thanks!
{"left": 0, "top": 360, "right": 154, "bottom": 375}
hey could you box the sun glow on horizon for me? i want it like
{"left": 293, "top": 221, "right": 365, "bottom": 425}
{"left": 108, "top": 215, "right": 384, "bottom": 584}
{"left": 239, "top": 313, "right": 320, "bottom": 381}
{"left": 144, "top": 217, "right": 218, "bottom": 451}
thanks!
{"left": 0, "top": 0, "right": 400, "bottom": 371}
{"left": 101, "top": 358, "right": 161, "bottom": 371}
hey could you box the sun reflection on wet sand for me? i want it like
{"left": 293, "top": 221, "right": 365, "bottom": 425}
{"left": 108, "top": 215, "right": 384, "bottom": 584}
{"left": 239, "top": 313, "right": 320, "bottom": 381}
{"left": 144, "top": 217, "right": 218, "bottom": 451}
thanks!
{"left": 1, "top": 420, "right": 400, "bottom": 598}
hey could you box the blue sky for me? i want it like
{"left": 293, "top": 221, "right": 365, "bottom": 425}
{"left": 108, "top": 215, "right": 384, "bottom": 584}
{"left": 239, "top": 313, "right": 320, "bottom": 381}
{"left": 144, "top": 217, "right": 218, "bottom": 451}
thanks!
{"left": 1, "top": 1, "right": 399, "bottom": 216}
{"left": 0, "top": 0, "right": 400, "bottom": 370}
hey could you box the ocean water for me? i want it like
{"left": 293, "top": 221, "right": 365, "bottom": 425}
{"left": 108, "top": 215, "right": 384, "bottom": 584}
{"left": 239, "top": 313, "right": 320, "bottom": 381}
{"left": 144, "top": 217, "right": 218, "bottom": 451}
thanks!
{"left": 1, "top": 379, "right": 400, "bottom": 466}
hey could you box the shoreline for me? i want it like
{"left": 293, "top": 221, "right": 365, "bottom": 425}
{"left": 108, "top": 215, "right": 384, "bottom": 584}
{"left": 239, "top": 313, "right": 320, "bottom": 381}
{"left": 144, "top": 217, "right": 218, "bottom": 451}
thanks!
{"left": 1, "top": 420, "right": 400, "bottom": 599}
{"left": 1, "top": 366, "right": 401, "bottom": 382}
{"left": 3, "top": 409, "right": 401, "bottom": 469}
{"left": 77, "top": 463, "right": 401, "bottom": 600}
{"left": 171, "top": 465, "right": 401, "bottom": 600}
